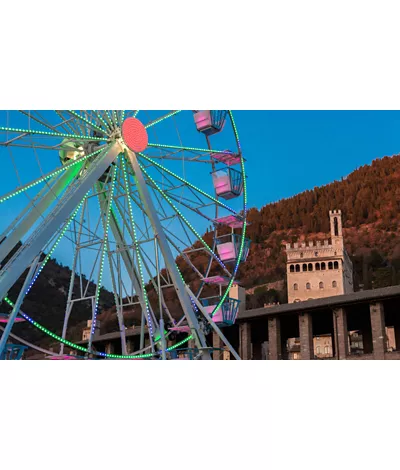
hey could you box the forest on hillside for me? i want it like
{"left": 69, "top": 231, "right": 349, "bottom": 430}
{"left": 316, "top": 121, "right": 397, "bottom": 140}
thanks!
{"left": 2, "top": 153, "right": 400, "bottom": 347}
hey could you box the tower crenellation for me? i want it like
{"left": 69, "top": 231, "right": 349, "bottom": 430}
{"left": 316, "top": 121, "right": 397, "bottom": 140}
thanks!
{"left": 285, "top": 210, "right": 353, "bottom": 303}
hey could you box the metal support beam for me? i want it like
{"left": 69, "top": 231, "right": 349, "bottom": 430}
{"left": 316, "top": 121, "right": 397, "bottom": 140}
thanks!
{"left": 0, "top": 143, "right": 122, "bottom": 302}
{"left": 126, "top": 149, "right": 210, "bottom": 359}
{"left": 0, "top": 163, "right": 84, "bottom": 264}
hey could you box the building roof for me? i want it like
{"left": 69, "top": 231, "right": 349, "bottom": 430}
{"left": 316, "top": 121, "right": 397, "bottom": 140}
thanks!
{"left": 77, "top": 327, "right": 145, "bottom": 345}
{"left": 238, "top": 285, "right": 400, "bottom": 321}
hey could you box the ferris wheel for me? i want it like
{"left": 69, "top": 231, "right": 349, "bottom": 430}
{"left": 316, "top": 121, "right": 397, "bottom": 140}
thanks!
{"left": 0, "top": 110, "right": 249, "bottom": 360}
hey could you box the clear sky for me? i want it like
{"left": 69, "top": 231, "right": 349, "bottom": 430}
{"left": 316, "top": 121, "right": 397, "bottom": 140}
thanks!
{"left": 1, "top": 110, "right": 400, "bottom": 288}
{"left": 233, "top": 111, "right": 400, "bottom": 208}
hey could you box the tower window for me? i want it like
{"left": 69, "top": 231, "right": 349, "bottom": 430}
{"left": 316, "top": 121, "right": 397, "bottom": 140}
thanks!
{"left": 321, "top": 262, "right": 326, "bottom": 270}
{"left": 303, "top": 263, "right": 308, "bottom": 272}
{"left": 306, "top": 282, "right": 311, "bottom": 290}
{"left": 290, "top": 265, "right": 295, "bottom": 273}
{"left": 332, "top": 280, "right": 337, "bottom": 288}
{"left": 295, "top": 264, "right": 300, "bottom": 272}
{"left": 300, "top": 252, "right": 304, "bottom": 258}
{"left": 328, "top": 262, "right": 333, "bottom": 270}
{"left": 294, "top": 283, "right": 298, "bottom": 291}
{"left": 319, "top": 282, "right": 324, "bottom": 289}
{"left": 315, "top": 251, "right": 319, "bottom": 257}
{"left": 334, "top": 261, "right": 339, "bottom": 269}
{"left": 315, "top": 263, "right": 320, "bottom": 271}
{"left": 334, "top": 217, "right": 339, "bottom": 236}
{"left": 308, "top": 263, "right": 313, "bottom": 271}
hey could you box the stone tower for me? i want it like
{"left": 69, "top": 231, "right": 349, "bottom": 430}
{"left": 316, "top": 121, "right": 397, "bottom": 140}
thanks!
{"left": 285, "top": 210, "right": 353, "bottom": 303}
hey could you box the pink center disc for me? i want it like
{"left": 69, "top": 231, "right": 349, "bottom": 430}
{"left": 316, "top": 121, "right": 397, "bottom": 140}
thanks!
{"left": 121, "top": 117, "right": 148, "bottom": 153}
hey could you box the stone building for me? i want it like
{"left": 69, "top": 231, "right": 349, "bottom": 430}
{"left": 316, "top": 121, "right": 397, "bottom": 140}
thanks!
{"left": 285, "top": 210, "right": 354, "bottom": 303}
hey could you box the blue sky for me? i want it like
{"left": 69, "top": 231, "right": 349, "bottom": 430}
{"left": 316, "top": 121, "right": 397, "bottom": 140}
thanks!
{"left": 1, "top": 110, "right": 400, "bottom": 288}
{"left": 233, "top": 111, "right": 400, "bottom": 208}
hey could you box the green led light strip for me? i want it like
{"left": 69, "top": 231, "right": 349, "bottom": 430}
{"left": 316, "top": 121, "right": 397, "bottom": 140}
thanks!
{"left": 139, "top": 164, "right": 227, "bottom": 270}
{"left": 67, "top": 111, "right": 106, "bottom": 134}
{"left": 94, "top": 111, "right": 111, "bottom": 132}
{"left": 0, "top": 126, "right": 104, "bottom": 141}
{"left": 88, "top": 164, "right": 118, "bottom": 351}
{"left": 3, "top": 295, "right": 158, "bottom": 359}
{"left": 145, "top": 111, "right": 181, "bottom": 129}
{"left": 147, "top": 143, "right": 229, "bottom": 154}
{"left": 121, "top": 156, "right": 155, "bottom": 338}
{"left": 0, "top": 148, "right": 102, "bottom": 204}
{"left": 138, "top": 152, "right": 238, "bottom": 215}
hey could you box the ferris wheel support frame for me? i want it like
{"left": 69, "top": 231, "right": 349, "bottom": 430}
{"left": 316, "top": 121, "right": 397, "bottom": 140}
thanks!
{"left": 126, "top": 149, "right": 211, "bottom": 359}
{"left": 0, "top": 143, "right": 122, "bottom": 305}
{"left": 0, "top": 163, "right": 84, "bottom": 266}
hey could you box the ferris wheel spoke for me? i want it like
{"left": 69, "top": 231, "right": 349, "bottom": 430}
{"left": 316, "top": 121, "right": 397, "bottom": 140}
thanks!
{"left": 55, "top": 110, "right": 85, "bottom": 135}
{"left": 147, "top": 142, "right": 230, "bottom": 155}
{"left": 144, "top": 111, "right": 182, "bottom": 129}
{"left": 18, "top": 110, "right": 66, "bottom": 134}
{"left": 66, "top": 111, "right": 106, "bottom": 136}
{"left": 138, "top": 153, "right": 238, "bottom": 215}
{"left": 160, "top": 225, "right": 206, "bottom": 280}
{"left": 0, "top": 148, "right": 103, "bottom": 205}
{"left": 0, "top": 126, "right": 105, "bottom": 143}
{"left": 140, "top": 164, "right": 229, "bottom": 274}
{"left": 93, "top": 111, "right": 112, "bottom": 133}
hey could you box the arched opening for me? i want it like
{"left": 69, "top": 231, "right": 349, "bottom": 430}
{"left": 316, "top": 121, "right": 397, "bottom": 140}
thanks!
{"left": 293, "top": 283, "right": 298, "bottom": 291}
{"left": 306, "top": 282, "right": 311, "bottom": 290}
{"left": 295, "top": 264, "right": 300, "bottom": 272}
{"left": 316, "top": 263, "right": 320, "bottom": 271}
{"left": 308, "top": 263, "right": 313, "bottom": 271}
{"left": 334, "top": 261, "right": 339, "bottom": 269}
{"left": 290, "top": 265, "right": 295, "bottom": 273}
{"left": 328, "top": 262, "right": 333, "bottom": 270}
{"left": 319, "top": 282, "right": 324, "bottom": 289}
{"left": 303, "top": 263, "right": 308, "bottom": 272}
{"left": 334, "top": 217, "right": 339, "bottom": 236}
{"left": 321, "top": 262, "right": 326, "bottom": 271}
{"left": 332, "top": 280, "right": 337, "bottom": 288}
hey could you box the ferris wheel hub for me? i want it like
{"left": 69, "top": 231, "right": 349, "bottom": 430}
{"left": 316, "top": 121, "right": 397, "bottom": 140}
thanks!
{"left": 121, "top": 117, "right": 148, "bottom": 153}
